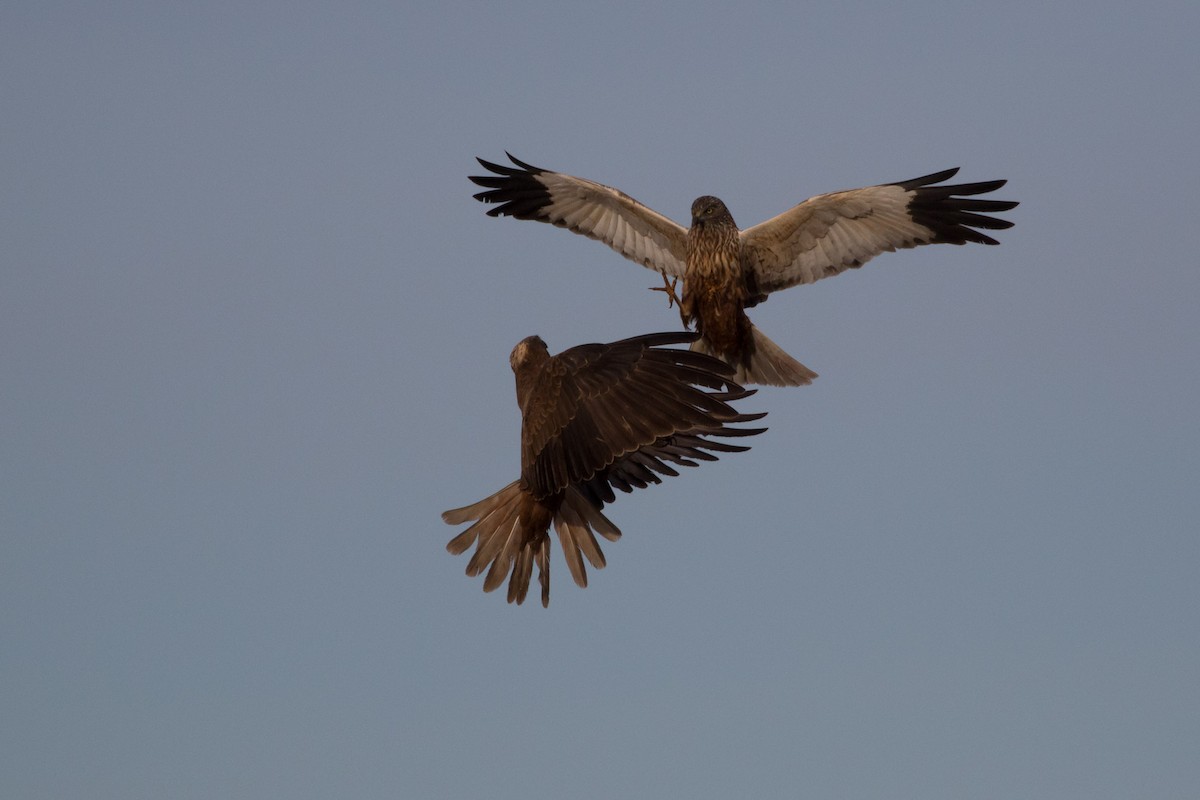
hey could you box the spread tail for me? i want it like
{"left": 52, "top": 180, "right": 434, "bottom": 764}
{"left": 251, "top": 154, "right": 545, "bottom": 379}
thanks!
{"left": 443, "top": 483, "right": 621, "bottom": 607}
{"left": 691, "top": 324, "right": 817, "bottom": 387}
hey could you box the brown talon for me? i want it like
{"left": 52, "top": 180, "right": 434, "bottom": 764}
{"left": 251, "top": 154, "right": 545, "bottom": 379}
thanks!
{"left": 649, "top": 273, "right": 682, "bottom": 310}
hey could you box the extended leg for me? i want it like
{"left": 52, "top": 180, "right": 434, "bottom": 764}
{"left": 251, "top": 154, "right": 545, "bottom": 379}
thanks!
{"left": 649, "top": 272, "right": 683, "bottom": 310}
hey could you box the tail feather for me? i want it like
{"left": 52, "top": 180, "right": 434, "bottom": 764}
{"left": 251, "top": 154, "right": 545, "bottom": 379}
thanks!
{"left": 569, "top": 489, "right": 623, "bottom": 542}
{"left": 507, "top": 543, "right": 537, "bottom": 605}
{"left": 443, "top": 483, "right": 621, "bottom": 607}
{"left": 553, "top": 494, "right": 592, "bottom": 589}
{"left": 690, "top": 324, "right": 817, "bottom": 387}
{"left": 554, "top": 488, "right": 621, "bottom": 589}
{"left": 534, "top": 540, "right": 551, "bottom": 607}
{"left": 443, "top": 480, "right": 524, "bottom": 554}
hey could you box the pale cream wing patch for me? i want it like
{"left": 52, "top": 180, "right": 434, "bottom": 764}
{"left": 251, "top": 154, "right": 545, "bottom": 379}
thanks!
{"left": 534, "top": 170, "right": 690, "bottom": 277}
{"left": 741, "top": 184, "right": 934, "bottom": 294}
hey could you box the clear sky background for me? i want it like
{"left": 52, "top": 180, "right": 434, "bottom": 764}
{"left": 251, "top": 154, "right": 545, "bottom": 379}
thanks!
{"left": 4, "top": 2, "right": 1198, "bottom": 798}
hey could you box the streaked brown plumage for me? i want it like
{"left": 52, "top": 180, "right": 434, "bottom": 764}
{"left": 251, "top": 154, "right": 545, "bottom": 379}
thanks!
{"left": 443, "top": 331, "right": 766, "bottom": 607}
{"left": 685, "top": 195, "right": 758, "bottom": 376}
{"left": 470, "top": 154, "right": 1019, "bottom": 386}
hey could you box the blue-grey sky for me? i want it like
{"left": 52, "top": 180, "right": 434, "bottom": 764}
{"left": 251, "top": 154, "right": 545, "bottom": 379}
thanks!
{"left": 4, "top": 2, "right": 1198, "bottom": 798}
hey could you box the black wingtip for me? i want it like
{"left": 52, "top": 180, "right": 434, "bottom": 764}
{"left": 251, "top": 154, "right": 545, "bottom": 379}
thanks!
{"left": 469, "top": 154, "right": 554, "bottom": 217}
{"left": 902, "top": 169, "right": 1018, "bottom": 245}
{"left": 896, "top": 167, "right": 961, "bottom": 189}
{"left": 504, "top": 152, "right": 543, "bottom": 172}
{"left": 474, "top": 155, "right": 514, "bottom": 175}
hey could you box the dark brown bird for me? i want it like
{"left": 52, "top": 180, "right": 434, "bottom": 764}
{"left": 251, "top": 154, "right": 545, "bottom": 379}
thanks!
{"left": 470, "top": 154, "right": 1018, "bottom": 386}
{"left": 443, "top": 331, "right": 765, "bottom": 607}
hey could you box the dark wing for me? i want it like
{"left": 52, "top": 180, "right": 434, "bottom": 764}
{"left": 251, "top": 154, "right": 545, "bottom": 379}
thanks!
{"left": 471, "top": 153, "right": 690, "bottom": 278}
{"left": 741, "top": 168, "right": 1018, "bottom": 295}
{"left": 574, "top": 391, "right": 767, "bottom": 508}
{"left": 446, "top": 332, "right": 765, "bottom": 606}
{"left": 519, "top": 331, "right": 765, "bottom": 502}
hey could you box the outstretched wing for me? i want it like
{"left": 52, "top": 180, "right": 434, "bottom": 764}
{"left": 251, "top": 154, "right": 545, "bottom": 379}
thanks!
{"left": 741, "top": 168, "right": 1018, "bottom": 294}
{"left": 471, "top": 153, "right": 690, "bottom": 278}
{"left": 519, "top": 332, "right": 765, "bottom": 502}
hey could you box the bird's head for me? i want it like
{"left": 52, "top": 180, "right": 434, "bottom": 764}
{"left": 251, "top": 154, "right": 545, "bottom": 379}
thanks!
{"left": 511, "top": 335, "right": 551, "bottom": 413}
{"left": 510, "top": 335, "right": 549, "bottom": 373}
{"left": 691, "top": 195, "right": 732, "bottom": 228}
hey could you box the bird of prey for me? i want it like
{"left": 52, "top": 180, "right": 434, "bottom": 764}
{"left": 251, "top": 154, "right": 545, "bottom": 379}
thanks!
{"left": 443, "top": 331, "right": 765, "bottom": 607}
{"left": 470, "top": 154, "right": 1018, "bottom": 387}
